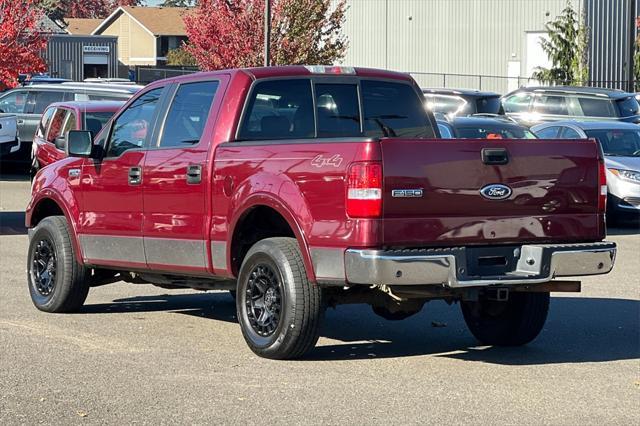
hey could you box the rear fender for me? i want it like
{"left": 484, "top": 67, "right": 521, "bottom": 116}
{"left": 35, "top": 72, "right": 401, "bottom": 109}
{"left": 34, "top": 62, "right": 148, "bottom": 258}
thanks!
{"left": 227, "top": 172, "right": 315, "bottom": 282}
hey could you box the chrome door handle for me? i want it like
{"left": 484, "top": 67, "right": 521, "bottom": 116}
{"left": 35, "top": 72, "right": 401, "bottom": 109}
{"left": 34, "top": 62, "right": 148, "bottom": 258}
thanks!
{"left": 128, "top": 166, "right": 142, "bottom": 185}
{"left": 186, "top": 164, "right": 202, "bottom": 184}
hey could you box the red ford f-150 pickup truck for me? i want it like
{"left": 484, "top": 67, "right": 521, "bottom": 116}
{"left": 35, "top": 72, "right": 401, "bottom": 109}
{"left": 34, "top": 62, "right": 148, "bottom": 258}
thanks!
{"left": 26, "top": 66, "right": 616, "bottom": 359}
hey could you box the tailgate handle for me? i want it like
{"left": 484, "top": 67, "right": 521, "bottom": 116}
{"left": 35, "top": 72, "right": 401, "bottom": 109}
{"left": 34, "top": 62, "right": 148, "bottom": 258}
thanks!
{"left": 482, "top": 148, "right": 509, "bottom": 165}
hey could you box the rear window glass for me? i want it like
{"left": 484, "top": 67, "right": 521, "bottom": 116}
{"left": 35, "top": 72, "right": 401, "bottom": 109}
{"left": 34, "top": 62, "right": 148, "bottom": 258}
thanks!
{"left": 502, "top": 92, "right": 532, "bottom": 113}
{"left": 362, "top": 80, "right": 435, "bottom": 138}
{"left": 456, "top": 126, "right": 536, "bottom": 139}
{"left": 315, "top": 84, "right": 360, "bottom": 137}
{"left": 576, "top": 97, "right": 616, "bottom": 117}
{"left": 30, "top": 91, "right": 64, "bottom": 114}
{"left": 616, "top": 96, "right": 640, "bottom": 117}
{"left": 476, "top": 96, "right": 503, "bottom": 114}
{"left": 84, "top": 112, "right": 116, "bottom": 136}
{"left": 238, "top": 79, "right": 314, "bottom": 140}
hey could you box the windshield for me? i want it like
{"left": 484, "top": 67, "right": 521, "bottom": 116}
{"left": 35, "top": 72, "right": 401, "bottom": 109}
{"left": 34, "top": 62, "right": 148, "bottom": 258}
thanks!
{"left": 455, "top": 125, "right": 537, "bottom": 139}
{"left": 83, "top": 111, "right": 116, "bottom": 135}
{"left": 584, "top": 129, "right": 640, "bottom": 156}
{"left": 616, "top": 96, "right": 640, "bottom": 117}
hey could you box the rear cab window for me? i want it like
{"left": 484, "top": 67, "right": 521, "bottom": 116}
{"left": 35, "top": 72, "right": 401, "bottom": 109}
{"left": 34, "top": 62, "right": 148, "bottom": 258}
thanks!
{"left": 237, "top": 77, "right": 434, "bottom": 140}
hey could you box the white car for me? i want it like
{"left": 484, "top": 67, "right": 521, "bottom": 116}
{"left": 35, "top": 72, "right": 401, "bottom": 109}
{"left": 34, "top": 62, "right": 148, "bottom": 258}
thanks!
{"left": 532, "top": 120, "right": 640, "bottom": 223}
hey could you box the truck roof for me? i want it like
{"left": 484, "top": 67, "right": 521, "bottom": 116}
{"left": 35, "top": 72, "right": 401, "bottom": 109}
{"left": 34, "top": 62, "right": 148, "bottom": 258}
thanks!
{"left": 152, "top": 66, "right": 414, "bottom": 85}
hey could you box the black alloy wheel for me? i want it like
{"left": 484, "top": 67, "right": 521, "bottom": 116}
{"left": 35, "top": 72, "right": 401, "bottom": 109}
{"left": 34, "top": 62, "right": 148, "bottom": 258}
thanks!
{"left": 245, "top": 263, "right": 283, "bottom": 337}
{"left": 31, "top": 238, "right": 57, "bottom": 296}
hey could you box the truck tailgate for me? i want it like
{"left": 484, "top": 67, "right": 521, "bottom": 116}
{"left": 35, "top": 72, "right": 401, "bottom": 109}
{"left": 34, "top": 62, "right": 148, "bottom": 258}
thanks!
{"left": 380, "top": 138, "right": 604, "bottom": 246}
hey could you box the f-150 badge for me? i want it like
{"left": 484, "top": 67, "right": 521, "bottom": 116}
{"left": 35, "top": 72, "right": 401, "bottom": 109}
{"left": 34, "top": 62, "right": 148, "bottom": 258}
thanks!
{"left": 392, "top": 189, "right": 423, "bottom": 198}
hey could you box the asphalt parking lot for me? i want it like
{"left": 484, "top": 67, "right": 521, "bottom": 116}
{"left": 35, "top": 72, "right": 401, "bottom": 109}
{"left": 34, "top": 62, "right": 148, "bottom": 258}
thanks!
{"left": 1, "top": 174, "right": 638, "bottom": 425}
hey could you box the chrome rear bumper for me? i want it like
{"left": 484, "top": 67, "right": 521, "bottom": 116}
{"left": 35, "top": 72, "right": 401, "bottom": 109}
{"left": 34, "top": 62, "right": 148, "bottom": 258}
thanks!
{"left": 345, "top": 242, "right": 616, "bottom": 288}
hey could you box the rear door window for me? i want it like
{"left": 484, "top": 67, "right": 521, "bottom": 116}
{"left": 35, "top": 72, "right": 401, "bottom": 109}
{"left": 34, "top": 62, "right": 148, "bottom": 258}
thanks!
{"left": 362, "top": 80, "right": 435, "bottom": 138}
{"left": 534, "top": 126, "right": 561, "bottom": 139}
{"left": 534, "top": 95, "right": 568, "bottom": 115}
{"left": 30, "top": 91, "right": 65, "bottom": 114}
{"left": 238, "top": 79, "right": 314, "bottom": 140}
{"left": 560, "top": 127, "right": 582, "bottom": 139}
{"left": 315, "top": 84, "right": 360, "bottom": 137}
{"left": 158, "top": 80, "right": 219, "bottom": 147}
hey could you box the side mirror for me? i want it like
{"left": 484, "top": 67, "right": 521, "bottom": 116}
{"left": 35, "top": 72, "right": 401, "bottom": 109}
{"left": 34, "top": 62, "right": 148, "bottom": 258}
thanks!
{"left": 67, "top": 130, "right": 96, "bottom": 158}
{"left": 54, "top": 135, "right": 66, "bottom": 150}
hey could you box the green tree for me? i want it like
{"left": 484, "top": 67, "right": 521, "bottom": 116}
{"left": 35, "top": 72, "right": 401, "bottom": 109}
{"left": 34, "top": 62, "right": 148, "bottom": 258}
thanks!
{"left": 532, "top": 2, "right": 589, "bottom": 86}
{"left": 166, "top": 46, "right": 197, "bottom": 66}
{"left": 634, "top": 36, "right": 640, "bottom": 92}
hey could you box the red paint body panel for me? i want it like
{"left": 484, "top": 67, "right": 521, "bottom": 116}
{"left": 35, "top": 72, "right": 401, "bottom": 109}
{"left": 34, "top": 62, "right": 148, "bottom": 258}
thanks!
{"left": 379, "top": 138, "right": 605, "bottom": 246}
{"left": 26, "top": 66, "right": 608, "bottom": 284}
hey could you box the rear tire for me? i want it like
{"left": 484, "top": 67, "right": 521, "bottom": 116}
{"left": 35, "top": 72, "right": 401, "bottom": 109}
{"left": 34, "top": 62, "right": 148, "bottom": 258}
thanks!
{"left": 27, "top": 216, "right": 89, "bottom": 313}
{"left": 461, "top": 291, "right": 549, "bottom": 346}
{"left": 236, "top": 237, "right": 323, "bottom": 359}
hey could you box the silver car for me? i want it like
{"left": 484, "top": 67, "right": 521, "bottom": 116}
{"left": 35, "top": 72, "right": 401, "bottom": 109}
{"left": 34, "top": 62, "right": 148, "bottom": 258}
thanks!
{"left": 531, "top": 121, "right": 640, "bottom": 222}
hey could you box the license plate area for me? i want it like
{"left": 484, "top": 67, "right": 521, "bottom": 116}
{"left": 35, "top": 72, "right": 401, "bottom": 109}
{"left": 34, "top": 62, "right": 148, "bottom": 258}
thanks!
{"left": 465, "top": 246, "right": 519, "bottom": 278}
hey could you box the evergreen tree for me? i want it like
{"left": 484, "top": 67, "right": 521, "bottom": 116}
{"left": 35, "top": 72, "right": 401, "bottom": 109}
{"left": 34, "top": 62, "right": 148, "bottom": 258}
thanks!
{"left": 532, "top": 2, "right": 589, "bottom": 86}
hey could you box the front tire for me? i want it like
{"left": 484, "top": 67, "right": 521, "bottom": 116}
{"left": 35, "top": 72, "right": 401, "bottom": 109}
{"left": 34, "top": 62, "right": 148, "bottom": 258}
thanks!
{"left": 236, "top": 237, "right": 323, "bottom": 359}
{"left": 461, "top": 291, "right": 549, "bottom": 346}
{"left": 27, "top": 216, "right": 89, "bottom": 313}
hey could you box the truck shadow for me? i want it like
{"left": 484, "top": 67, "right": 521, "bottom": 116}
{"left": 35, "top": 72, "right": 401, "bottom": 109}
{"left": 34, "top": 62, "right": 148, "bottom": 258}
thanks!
{"left": 0, "top": 211, "right": 27, "bottom": 235}
{"left": 84, "top": 293, "right": 639, "bottom": 365}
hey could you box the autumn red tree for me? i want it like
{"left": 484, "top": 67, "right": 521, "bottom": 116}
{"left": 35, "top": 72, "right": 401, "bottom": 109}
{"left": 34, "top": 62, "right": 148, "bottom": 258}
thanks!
{"left": 0, "top": 0, "right": 48, "bottom": 90}
{"left": 184, "top": 0, "right": 348, "bottom": 70}
{"left": 41, "top": 0, "right": 144, "bottom": 21}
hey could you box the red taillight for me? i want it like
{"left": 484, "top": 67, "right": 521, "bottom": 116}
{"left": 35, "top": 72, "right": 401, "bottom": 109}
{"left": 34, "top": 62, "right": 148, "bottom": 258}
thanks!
{"left": 346, "top": 162, "right": 382, "bottom": 218}
{"left": 598, "top": 160, "right": 607, "bottom": 212}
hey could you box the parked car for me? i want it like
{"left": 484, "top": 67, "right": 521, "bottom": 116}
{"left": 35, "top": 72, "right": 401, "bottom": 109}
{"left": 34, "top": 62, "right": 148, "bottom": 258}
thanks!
{"left": 18, "top": 73, "right": 71, "bottom": 86}
{"left": 532, "top": 120, "right": 640, "bottom": 222}
{"left": 0, "top": 83, "right": 141, "bottom": 166}
{"left": 423, "top": 88, "right": 503, "bottom": 117}
{"left": 446, "top": 116, "right": 537, "bottom": 139}
{"left": 31, "top": 101, "right": 124, "bottom": 177}
{"left": 0, "top": 114, "right": 18, "bottom": 159}
{"left": 27, "top": 65, "right": 615, "bottom": 359}
{"left": 502, "top": 86, "right": 640, "bottom": 126}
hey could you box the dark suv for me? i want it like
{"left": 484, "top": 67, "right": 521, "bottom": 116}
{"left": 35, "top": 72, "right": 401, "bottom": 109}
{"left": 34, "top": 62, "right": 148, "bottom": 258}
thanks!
{"left": 502, "top": 86, "right": 640, "bottom": 126}
{"left": 422, "top": 88, "right": 503, "bottom": 117}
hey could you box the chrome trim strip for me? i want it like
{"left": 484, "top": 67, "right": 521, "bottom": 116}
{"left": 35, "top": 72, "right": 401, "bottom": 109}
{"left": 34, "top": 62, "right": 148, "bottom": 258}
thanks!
{"left": 310, "top": 247, "right": 346, "bottom": 283}
{"left": 210, "top": 241, "right": 227, "bottom": 270}
{"left": 345, "top": 242, "right": 616, "bottom": 288}
{"left": 144, "top": 237, "right": 206, "bottom": 268}
{"left": 79, "top": 234, "right": 146, "bottom": 264}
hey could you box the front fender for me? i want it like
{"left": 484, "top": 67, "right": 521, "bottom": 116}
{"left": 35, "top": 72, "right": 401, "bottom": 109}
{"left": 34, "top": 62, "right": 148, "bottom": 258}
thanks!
{"left": 26, "top": 159, "right": 84, "bottom": 264}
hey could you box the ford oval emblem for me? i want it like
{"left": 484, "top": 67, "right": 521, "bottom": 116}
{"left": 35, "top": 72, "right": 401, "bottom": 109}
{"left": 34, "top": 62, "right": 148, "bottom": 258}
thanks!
{"left": 480, "top": 184, "right": 512, "bottom": 200}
